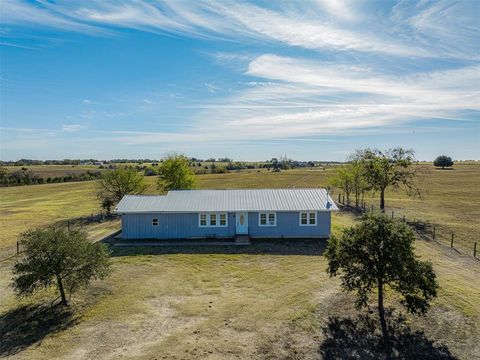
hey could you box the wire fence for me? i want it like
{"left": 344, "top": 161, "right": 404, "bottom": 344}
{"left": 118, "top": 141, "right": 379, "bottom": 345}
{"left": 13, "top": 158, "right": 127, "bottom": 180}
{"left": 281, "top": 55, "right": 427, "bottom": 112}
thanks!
{"left": 335, "top": 193, "right": 478, "bottom": 260}
{"left": 2, "top": 212, "right": 119, "bottom": 262}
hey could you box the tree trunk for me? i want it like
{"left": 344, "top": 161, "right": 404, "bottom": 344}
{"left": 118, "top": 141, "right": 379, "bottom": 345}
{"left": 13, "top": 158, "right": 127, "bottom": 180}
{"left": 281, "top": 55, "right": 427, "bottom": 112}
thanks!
{"left": 380, "top": 189, "right": 385, "bottom": 211}
{"left": 378, "top": 280, "right": 390, "bottom": 353}
{"left": 56, "top": 274, "right": 68, "bottom": 306}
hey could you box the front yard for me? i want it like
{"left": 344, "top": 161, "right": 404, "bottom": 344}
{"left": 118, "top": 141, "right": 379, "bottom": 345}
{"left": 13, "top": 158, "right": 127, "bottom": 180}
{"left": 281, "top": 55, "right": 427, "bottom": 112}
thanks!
{"left": 1, "top": 213, "right": 479, "bottom": 359}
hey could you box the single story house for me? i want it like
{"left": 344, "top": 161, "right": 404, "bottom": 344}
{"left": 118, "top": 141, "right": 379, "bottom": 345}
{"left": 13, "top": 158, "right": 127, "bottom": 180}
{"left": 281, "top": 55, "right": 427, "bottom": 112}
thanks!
{"left": 115, "top": 189, "right": 337, "bottom": 240}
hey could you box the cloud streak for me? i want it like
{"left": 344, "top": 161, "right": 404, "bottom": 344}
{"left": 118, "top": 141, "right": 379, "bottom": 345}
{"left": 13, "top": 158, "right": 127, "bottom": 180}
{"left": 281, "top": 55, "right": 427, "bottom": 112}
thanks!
{"left": 2, "top": 0, "right": 478, "bottom": 60}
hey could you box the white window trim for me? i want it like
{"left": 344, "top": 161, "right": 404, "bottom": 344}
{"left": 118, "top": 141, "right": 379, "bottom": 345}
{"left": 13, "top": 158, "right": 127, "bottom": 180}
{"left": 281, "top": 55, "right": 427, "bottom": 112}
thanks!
{"left": 198, "top": 212, "right": 228, "bottom": 227}
{"left": 152, "top": 218, "right": 159, "bottom": 226}
{"left": 258, "top": 212, "right": 277, "bottom": 227}
{"left": 199, "top": 213, "right": 207, "bottom": 227}
{"left": 299, "top": 211, "right": 317, "bottom": 226}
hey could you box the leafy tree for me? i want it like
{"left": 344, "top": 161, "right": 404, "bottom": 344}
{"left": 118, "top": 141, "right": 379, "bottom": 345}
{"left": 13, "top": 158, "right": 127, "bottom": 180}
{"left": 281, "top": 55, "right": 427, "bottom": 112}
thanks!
{"left": 349, "top": 160, "right": 368, "bottom": 207}
{"left": 433, "top": 155, "right": 453, "bottom": 169}
{"left": 12, "top": 226, "right": 111, "bottom": 306}
{"left": 354, "top": 147, "right": 421, "bottom": 210}
{"left": 157, "top": 154, "right": 197, "bottom": 192}
{"left": 329, "top": 165, "right": 354, "bottom": 205}
{"left": 97, "top": 168, "right": 146, "bottom": 212}
{"left": 326, "top": 213, "right": 438, "bottom": 349}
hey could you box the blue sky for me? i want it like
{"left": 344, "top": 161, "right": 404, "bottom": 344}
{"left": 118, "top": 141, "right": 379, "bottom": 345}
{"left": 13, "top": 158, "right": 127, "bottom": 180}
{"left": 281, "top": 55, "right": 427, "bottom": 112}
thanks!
{"left": 1, "top": 0, "right": 479, "bottom": 161}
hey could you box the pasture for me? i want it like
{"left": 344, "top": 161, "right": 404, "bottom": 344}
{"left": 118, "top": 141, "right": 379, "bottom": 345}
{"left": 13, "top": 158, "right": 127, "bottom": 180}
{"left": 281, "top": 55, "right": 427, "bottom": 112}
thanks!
{"left": 0, "top": 163, "right": 479, "bottom": 359}
{"left": 1, "top": 163, "right": 478, "bottom": 253}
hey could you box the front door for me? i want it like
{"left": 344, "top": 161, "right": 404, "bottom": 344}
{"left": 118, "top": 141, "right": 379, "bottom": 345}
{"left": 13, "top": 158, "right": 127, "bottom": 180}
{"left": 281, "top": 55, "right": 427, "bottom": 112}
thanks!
{"left": 236, "top": 212, "right": 248, "bottom": 235}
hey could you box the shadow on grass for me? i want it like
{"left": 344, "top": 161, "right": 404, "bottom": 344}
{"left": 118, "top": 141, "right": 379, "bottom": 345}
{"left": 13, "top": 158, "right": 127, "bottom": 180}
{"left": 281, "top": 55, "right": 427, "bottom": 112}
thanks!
{"left": 0, "top": 303, "right": 76, "bottom": 357}
{"left": 319, "top": 311, "right": 456, "bottom": 360}
{"left": 106, "top": 238, "right": 327, "bottom": 257}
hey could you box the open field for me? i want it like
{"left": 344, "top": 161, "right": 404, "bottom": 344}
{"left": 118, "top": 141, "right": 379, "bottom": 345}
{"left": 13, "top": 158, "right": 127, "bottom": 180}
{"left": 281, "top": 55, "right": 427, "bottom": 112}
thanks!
{"left": 0, "top": 163, "right": 479, "bottom": 359}
{"left": 0, "top": 181, "right": 101, "bottom": 254}
{"left": 1, "top": 163, "right": 478, "bottom": 254}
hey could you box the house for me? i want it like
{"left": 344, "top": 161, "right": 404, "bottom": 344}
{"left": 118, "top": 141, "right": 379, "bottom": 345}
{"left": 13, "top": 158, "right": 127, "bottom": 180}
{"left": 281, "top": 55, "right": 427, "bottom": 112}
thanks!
{"left": 115, "top": 189, "right": 338, "bottom": 240}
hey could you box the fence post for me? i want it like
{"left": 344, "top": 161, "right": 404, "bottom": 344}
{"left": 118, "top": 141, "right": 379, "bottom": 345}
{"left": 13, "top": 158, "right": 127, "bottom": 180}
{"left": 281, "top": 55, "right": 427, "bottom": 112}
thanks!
{"left": 338, "top": 194, "right": 341, "bottom": 203}
{"left": 67, "top": 221, "right": 70, "bottom": 231}
{"left": 17, "top": 241, "right": 19, "bottom": 255}
{"left": 342, "top": 194, "right": 345, "bottom": 204}
{"left": 474, "top": 242, "right": 477, "bottom": 258}
{"left": 433, "top": 226, "right": 436, "bottom": 240}
{"left": 391, "top": 210, "right": 394, "bottom": 219}
{"left": 450, "top": 234, "right": 454, "bottom": 248}
{"left": 402, "top": 215, "right": 405, "bottom": 223}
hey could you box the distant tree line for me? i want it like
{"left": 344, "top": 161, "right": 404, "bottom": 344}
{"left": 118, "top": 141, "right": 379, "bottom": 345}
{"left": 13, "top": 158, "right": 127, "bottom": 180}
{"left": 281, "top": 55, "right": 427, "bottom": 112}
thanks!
{"left": 0, "top": 167, "right": 102, "bottom": 187}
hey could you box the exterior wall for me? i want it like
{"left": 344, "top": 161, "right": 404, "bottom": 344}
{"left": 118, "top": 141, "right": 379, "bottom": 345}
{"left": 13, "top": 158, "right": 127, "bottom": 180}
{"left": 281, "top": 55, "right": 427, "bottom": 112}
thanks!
{"left": 120, "top": 211, "right": 331, "bottom": 240}
{"left": 121, "top": 212, "right": 236, "bottom": 240}
{"left": 248, "top": 211, "right": 331, "bottom": 238}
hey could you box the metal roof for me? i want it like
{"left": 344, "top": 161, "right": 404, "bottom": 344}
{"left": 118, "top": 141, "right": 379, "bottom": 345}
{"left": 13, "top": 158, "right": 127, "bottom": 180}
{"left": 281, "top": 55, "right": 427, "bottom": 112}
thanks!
{"left": 115, "top": 189, "right": 338, "bottom": 213}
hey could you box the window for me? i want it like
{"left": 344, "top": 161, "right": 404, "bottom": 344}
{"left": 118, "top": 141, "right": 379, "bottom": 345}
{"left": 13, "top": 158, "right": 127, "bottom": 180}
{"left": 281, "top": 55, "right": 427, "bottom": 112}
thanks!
{"left": 299, "top": 211, "right": 317, "bottom": 226}
{"left": 210, "top": 213, "right": 217, "bottom": 226}
{"left": 152, "top": 218, "right": 159, "bottom": 226}
{"left": 199, "top": 213, "right": 228, "bottom": 227}
{"left": 259, "top": 212, "right": 276, "bottom": 226}
{"left": 260, "top": 213, "right": 267, "bottom": 225}
{"left": 220, "top": 213, "right": 227, "bottom": 226}
{"left": 199, "top": 213, "right": 207, "bottom": 226}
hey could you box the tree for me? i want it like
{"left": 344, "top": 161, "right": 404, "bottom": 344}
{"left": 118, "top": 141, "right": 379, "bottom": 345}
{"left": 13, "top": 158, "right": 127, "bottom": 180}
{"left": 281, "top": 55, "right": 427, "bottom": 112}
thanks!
{"left": 157, "top": 154, "right": 197, "bottom": 192}
{"left": 354, "top": 147, "right": 421, "bottom": 210}
{"left": 349, "top": 160, "right": 368, "bottom": 208}
{"left": 433, "top": 155, "right": 453, "bottom": 169}
{"left": 329, "top": 165, "right": 354, "bottom": 205}
{"left": 97, "top": 168, "right": 146, "bottom": 212}
{"left": 326, "top": 213, "right": 438, "bottom": 350}
{"left": 12, "top": 226, "right": 111, "bottom": 306}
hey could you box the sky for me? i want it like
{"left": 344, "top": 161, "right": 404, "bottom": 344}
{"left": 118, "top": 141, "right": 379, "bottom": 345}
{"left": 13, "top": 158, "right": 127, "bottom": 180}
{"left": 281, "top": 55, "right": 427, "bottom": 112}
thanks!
{"left": 0, "top": 0, "right": 479, "bottom": 161}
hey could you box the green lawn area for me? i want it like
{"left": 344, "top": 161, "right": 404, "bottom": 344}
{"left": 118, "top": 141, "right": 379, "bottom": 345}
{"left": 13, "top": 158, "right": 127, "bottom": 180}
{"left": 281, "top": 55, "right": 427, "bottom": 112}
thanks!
{"left": 0, "top": 165, "right": 479, "bottom": 358}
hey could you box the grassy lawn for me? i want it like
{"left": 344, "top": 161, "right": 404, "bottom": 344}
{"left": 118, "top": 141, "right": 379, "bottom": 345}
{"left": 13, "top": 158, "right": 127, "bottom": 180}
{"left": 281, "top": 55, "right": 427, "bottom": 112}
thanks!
{"left": 0, "top": 164, "right": 478, "bottom": 358}
{"left": 0, "top": 212, "right": 478, "bottom": 359}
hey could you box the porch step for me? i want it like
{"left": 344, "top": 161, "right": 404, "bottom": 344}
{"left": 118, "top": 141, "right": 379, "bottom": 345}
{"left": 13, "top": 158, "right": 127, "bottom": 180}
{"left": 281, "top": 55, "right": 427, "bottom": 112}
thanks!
{"left": 235, "top": 235, "right": 251, "bottom": 245}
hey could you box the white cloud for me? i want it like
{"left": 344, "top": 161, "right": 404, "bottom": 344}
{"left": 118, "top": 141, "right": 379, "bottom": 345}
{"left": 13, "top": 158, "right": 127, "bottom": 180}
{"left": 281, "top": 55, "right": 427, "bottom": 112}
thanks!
{"left": 3, "top": 1, "right": 477, "bottom": 60}
{"left": 107, "top": 52, "right": 478, "bottom": 146}
{"left": 204, "top": 82, "right": 221, "bottom": 93}
{"left": 0, "top": 0, "right": 102, "bottom": 34}
{"left": 61, "top": 124, "right": 85, "bottom": 132}
{"left": 315, "top": 0, "right": 357, "bottom": 20}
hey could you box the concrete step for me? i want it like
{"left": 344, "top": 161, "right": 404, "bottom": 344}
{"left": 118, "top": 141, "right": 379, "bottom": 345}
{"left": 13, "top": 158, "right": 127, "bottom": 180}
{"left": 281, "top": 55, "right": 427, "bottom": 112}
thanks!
{"left": 235, "top": 235, "right": 251, "bottom": 245}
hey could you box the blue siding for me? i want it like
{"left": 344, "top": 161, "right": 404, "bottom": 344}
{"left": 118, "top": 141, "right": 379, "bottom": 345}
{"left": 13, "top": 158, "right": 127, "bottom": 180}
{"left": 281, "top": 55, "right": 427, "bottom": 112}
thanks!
{"left": 121, "top": 211, "right": 331, "bottom": 240}
{"left": 121, "top": 213, "right": 236, "bottom": 240}
{"left": 248, "top": 211, "right": 331, "bottom": 238}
